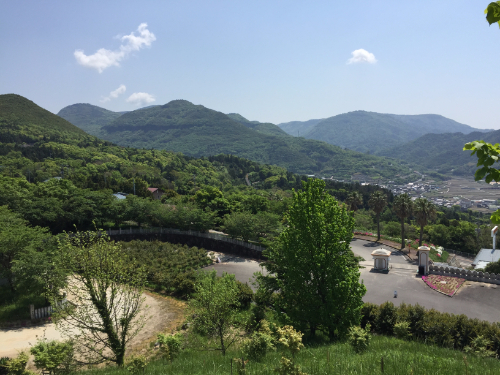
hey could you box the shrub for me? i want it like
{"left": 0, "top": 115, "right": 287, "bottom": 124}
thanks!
{"left": 360, "top": 303, "right": 379, "bottom": 330}
{"left": 156, "top": 333, "right": 182, "bottom": 360}
{"left": 233, "top": 358, "right": 249, "bottom": 375}
{"left": 5, "top": 352, "right": 29, "bottom": 375}
{"left": 276, "top": 325, "right": 304, "bottom": 359}
{"left": 406, "top": 304, "right": 426, "bottom": 338}
{"left": 384, "top": 222, "right": 401, "bottom": 237}
{"left": 464, "top": 335, "right": 497, "bottom": 358}
{"left": 348, "top": 325, "right": 371, "bottom": 354}
{"left": 0, "top": 358, "right": 9, "bottom": 375}
{"left": 375, "top": 302, "right": 397, "bottom": 335}
{"left": 235, "top": 281, "right": 254, "bottom": 309}
{"left": 484, "top": 260, "right": 500, "bottom": 275}
{"left": 125, "top": 355, "right": 148, "bottom": 374}
{"left": 30, "top": 338, "right": 75, "bottom": 375}
{"left": 394, "top": 321, "right": 412, "bottom": 340}
{"left": 241, "top": 321, "right": 275, "bottom": 361}
{"left": 274, "top": 356, "right": 307, "bottom": 375}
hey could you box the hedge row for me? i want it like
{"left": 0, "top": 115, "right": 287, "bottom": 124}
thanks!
{"left": 361, "top": 302, "right": 500, "bottom": 356}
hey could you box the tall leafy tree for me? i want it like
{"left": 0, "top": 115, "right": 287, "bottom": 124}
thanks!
{"left": 392, "top": 194, "right": 413, "bottom": 249}
{"left": 50, "top": 230, "right": 147, "bottom": 366}
{"left": 259, "top": 179, "right": 366, "bottom": 339}
{"left": 414, "top": 198, "right": 437, "bottom": 245}
{"left": 0, "top": 205, "right": 50, "bottom": 292}
{"left": 368, "top": 191, "right": 388, "bottom": 241}
{"left": 190, "top": 270, "right": 240, "bottom": 356}
{"left": 345, "top": 191, "right": 363, "bottom": 212}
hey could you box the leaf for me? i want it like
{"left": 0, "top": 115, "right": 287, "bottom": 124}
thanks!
{"left": 491, "top": 210, "right": 500, "bottom": 225}
{"left": 485, "top": 2, "right": 500, "bottom": 27}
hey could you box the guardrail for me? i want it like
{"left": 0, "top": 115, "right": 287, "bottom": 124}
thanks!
{"left": 105, "top": 227, "right": 265, "bottom": 252}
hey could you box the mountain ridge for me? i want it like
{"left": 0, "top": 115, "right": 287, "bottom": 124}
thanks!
{"left": 58, "top": 99, "right": 416, "bottom": 181}
{"left": 278, "top": 111, "right": 492, "bottom": 154}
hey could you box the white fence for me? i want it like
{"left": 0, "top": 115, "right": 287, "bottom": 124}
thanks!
{"left": 105, "top": 227, "right": 265, "bottom": 252}
{"left": 30, "top": 304, "right": 53, "bottom": 320}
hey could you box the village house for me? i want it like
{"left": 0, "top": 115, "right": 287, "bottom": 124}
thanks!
{"left": 148, "top": 187, "right": 164, "bottom": 200}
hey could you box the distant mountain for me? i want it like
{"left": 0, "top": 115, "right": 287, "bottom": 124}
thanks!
{"left": 226, "top": 113, "right": 288, "bottom": 137}
{"left": 277, "top": 119, "right": 324, "bottom": 137}
{"left": 60, "top": 99, "right": 415, "bottom": 180}
{"left": 376, "top": 130, "right": 500, "bottom": 176}
{"left": 0, "top": 94, "right": 91, "bottom": 144}
{"left": 277, "top": 111, "right": 491, "bottom": 154}
{"left": 57, "top": 103, "right": 124, "bottom": 137}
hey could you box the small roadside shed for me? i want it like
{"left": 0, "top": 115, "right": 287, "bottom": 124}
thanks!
{"left": 371, "top": 249, "right": 391, "bottom": 270}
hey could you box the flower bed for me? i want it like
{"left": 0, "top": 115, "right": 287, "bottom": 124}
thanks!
{"left": 422, "top": 275, "right": 465, "bottom": 297}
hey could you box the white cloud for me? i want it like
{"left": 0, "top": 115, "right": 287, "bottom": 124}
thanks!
{"left": 100, "top": 84, "right": 127, "bottom": 103}
{"left": 74, "top": 23, "right": 156, "bottom": 73}
{"left": 126, "top": 92, "right": 156, "bottom": 106}
{"left": 347, "top": 49, "right": 377, "bottom": 64}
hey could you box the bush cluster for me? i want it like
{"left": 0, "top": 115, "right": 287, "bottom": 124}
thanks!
{"left": 361, "top": 302, "right": 500, "bottom": 357}
{"left": 122, "top": 240, "right": 212, "bottom": 298}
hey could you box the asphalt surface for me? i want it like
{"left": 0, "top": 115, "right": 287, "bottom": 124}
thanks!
{"left": 206, "top": 239, "right": 500, "bottom": 323}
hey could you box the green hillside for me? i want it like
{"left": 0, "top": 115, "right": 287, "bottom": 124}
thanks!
{"left": 377, "top": 130, "right": 500, "bottom": 176}
{"left": 57, "top": 103, "right": 124, "bottom": 137}
{"left": 0, "top": 94, "right": 91, "bottom": 144}
{"left": 277, "top": 118, "right": 324, "bottom": 137}
{"left": 278, "top": 111, "right": 490, "bottom": 154}
{"left": 226, "top": 113, "right": 288, "bottom": 137}
{"left": 61, "top": 99, "right": 414, "bottom": 180}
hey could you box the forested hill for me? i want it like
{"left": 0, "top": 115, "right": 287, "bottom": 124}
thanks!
{"left": 376, "top": 130, "right": 500, "bottom": 176}
{"left": 59, "top": 99, "right": 415, "bottom": 181}
{"left": 0, "top": 94, "right": 91, "bottom": 143}
{"left": 277, "top": 111, "right": 490, "bottom": 154}
{"left": 57, "top": 103, "right": 123, "bottom": 137}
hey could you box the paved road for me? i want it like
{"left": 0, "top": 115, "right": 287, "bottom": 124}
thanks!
{"left": 206, "top": 239, "right": 500, "bottom": 323}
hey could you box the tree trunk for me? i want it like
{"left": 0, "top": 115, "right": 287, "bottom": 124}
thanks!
{"left": 310, "top": 325, "right": 316, "bottom": 337}
{"left": 220, "top": 327, "right": 226, "bottom": 356}
{"left": 400, "top": 219, "right": 405, "bottom": 249}
{"left": 419, "top": 224, "right": 424, "bottom": 245}
{"left": 377, "top": 214, "right": 381, "bottom": 241}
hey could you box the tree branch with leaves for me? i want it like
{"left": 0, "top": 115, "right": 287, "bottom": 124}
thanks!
{"left": 49, "top": 230, "right": 147, "bottom": 366}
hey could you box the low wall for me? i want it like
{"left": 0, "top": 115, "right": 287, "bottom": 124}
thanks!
{"left": 429, "top": 265, "right": 500, "bottom": 285}
{"left": 107, "top": 229, "right": 265, "bottom": 260}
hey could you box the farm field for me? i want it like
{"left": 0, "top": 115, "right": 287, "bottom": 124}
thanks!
{"left": 423, "top": 178, "right": 500, "bottom": 212}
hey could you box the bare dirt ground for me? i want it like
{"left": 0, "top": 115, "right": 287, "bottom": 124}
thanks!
{"left": 0, "top": 292, "right": 186, "bottom": 361}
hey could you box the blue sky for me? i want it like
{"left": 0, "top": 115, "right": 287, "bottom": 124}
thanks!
{"left": 1, "top": 1, "right": 498, "bottom": 128}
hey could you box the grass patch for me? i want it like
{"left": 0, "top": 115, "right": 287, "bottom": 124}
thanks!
{"left": 429, "top": 248, "right": 449, "bottom": 263}
{"left": 79, "top": 335, "right": 500, "bottom": 375}
{"left": 0, "top": 285, "right": 46, "bottom": 323}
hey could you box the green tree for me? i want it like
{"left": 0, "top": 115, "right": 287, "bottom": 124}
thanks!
{"left": 392, "top": 194, "right": 413, "bottom": 249}
{"left": 49, "top": 230, "right": 147, "bottom": 366}
{"left": 414, "top": 198, "right": 437, "bottom": 245}
{"left": 0, "top": 206, "right": 50, "bottom": 292}
{"left": 368, "top": 191, "right": 388, "bottom": 241}
{"left": 464, "top": 141, "right": 500, "bottom": 223}
{"left": 223, "top": 211, "right": 256, "bottom": 241}
{"left": 345, "top": 191, "right": 363, "bottom": 212}
{"left": 190, "top": 270, "right": 240, "bottom": 355}
{"left": 30, "top": 338, "right": 75, "bottom": 375}
{"left": 259, "top": 179, "right": 366, "bottom": 339}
